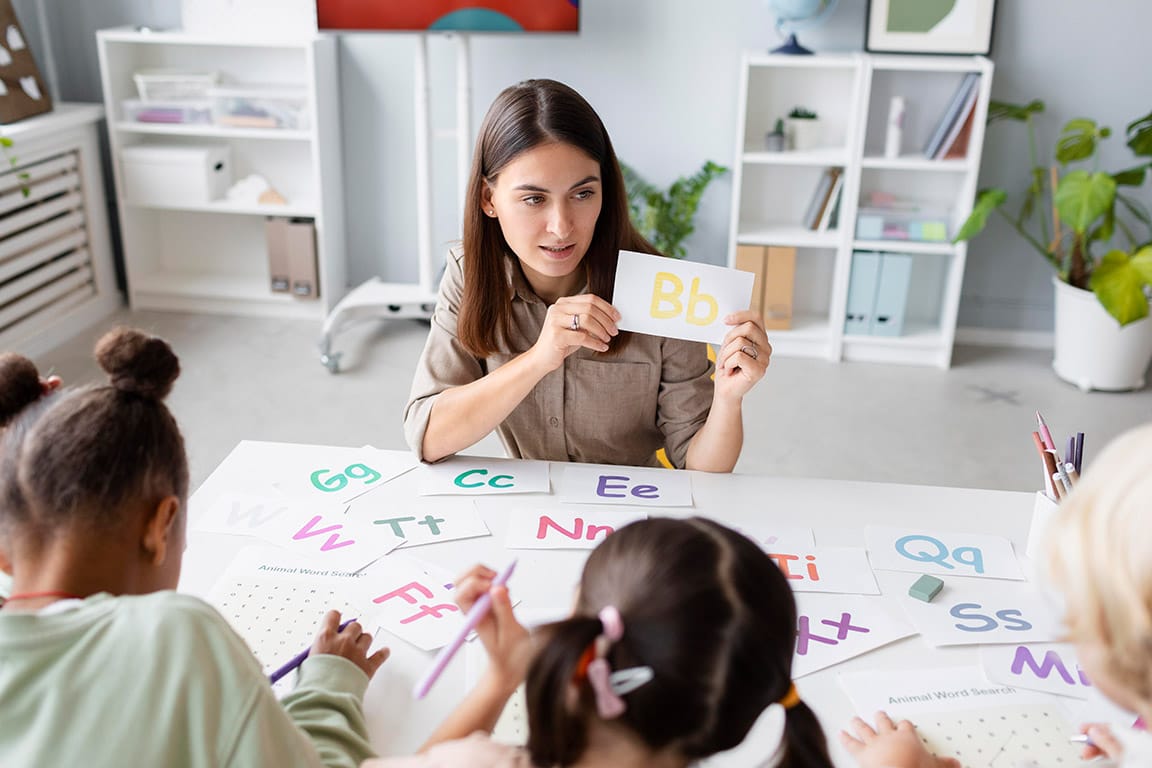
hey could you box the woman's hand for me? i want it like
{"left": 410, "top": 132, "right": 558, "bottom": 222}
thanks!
{"left": 454, "top": 565, "right": 533, "bottom": 695}
{"left": 840, "top": 712, "right": 960, "bottom": 768}
{"left": 310, "top": 610, "right": 390, "bottom": 680}
{"left": 1077, "top": 722, "right": 1123, "bottom": 760}
{"left": 713, "top": 310, "right": 770, "bottom": 402}
{"left": 531, "top": 295, "right": 620, "bottom": 371}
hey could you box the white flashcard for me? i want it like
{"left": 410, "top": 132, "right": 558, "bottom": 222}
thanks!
{"left": 791, "top": 593, "right": 916, "bottom": 678}
{"left": 347, "top": 496, "right": 491, "bottom": 549}
{"left": 356, "top": 554, "right": 489, "bottom": 651}
{"left": 769, "top": 546, "right": 879, "bottom": 595}
{"left": 899, "top": 580, "right": 1061, "bottom": 647}
{"left": 838, "top": 666, "right": 1048, "bottom": 719}
{"left": 613, "top": 249, "right": 755, "bottom": 344}
{"left": 865, "top": 525, "right": 1024, "bottom": 580}
{"left": 193, "top": 492, "right": 314, "bottom": 537}
{"left": 980, "top": 643, "right": 1094, "bottom": 700}
{"left": 727, "top": 522, "right": 816, "bottom": 554}
{"left": 209, "top": 544, "right": 378, "bottom": 591}
{"left": 270, "top": 445, "right": 417, "bottom": 504}
{"left": 505, "top": 505, "right": 647, "bottom": 550}
{"left": 417, "top": 456, "right": 550, "bottom": 496}
{"left": 558, "top": 464, "right": 693, "bottom": 507}
{"left": 258, "top": 503, "right": 406, "bottom": 572}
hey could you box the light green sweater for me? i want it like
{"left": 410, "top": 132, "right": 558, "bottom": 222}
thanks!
{"left": 0, "top": 591, "right": 376, "bottom": 768}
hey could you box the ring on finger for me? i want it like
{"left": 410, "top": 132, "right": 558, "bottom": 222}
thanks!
{"left": 570, "top": 313, "right": 579, "bottom": 331}
{"left": 741, "top": 344, "right": 758, "bottom": 360}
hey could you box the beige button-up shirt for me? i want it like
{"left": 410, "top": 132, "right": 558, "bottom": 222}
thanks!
{"left": 404, "top": 249, "right": 714, "bottom": 468}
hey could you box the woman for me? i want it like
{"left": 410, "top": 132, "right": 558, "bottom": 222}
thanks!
{"left": 404, "top": 79, "right": 769, "bottom": 471}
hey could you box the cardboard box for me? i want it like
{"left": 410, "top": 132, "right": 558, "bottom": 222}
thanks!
{"left": 120, "top": 144, "right": 231, "bottom": 206}
{"left": 285, "top": 218, "right": 319, "bottom": 299}
{"left": 734, "top": 245, "right": 766, "bottom": 315}
{"left": 265, "top": 218, "right": 291, "bottom": 293}
{"left": 763, "top": 247, "right": 796, "bottom": 330}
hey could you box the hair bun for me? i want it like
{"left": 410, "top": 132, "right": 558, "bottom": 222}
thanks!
{"left": 0, "top": 353, "right": 45, "bottom": 426}
{"left": 94, "top": 327, "right": 180, "bottom": 399}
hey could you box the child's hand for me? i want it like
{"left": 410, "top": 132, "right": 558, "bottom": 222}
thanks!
{"left": 454, "top": 565, "right": 532, "bottom": 694}
{"left": 840, "top": 712, "right": 960, "bottom": 768}
{"left": 1078, "top": 723, "right": 1123, "bottom": 760}
{"left": 310, "top": 610, "right": 390, "bottom": 680}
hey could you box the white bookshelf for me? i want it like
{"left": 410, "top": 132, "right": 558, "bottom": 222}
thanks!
{"left": 727, "top": 52, "right": 994, "bottom": 368}
{"left": 96, "top": 28, "right": 346, "bottom": 319}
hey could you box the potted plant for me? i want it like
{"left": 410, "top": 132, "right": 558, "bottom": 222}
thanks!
{"left": 621, "top": 160, "right": 728, "bottom": 259}
{"left": 955, "top": 101, "right": 1152, "bottom": 391}
{"left": 786, "top": 106, "right": 821, "bottom": 151}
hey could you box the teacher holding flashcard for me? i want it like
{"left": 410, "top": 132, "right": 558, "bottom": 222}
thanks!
{"left": 405, "top": 79, "right": 769, "bottom": 471}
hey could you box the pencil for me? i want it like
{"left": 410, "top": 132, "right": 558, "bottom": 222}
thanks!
{"left": 1032, "top": 431, "right": 1057, "bottom": 500}
{"left": 1036, "top": 411, "right": 1057, "bottom": 452}
{"left": 269, "top": 617, "right": 358, "bottom": 684}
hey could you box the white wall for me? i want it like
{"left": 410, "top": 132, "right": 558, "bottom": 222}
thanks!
{"left": 33, "top": 0, "right": 1152, "bottom": 334}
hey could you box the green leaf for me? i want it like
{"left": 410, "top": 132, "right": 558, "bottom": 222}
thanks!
{"left": 987, "top": 99, "right": 1044, "bottom": 125}
{"left": 1117, "top": 192, "right": 1152, "bottom": 229}
{"left": 1091, "top": 247, "right": 1152, "bottom": 325}
{"left": 0, "top": 137, "right": 11, "bottom": 148}
{"left": 1055, "top": 170, "right": 1116, "bottom": 234}
{"left": 1128, "top": 110, "right": 1152, "bottom": 156}
{"left": 1055, "top": 118, "right": 1105, "bottom": 164}
{"left": 954, "top": 188, "right": 1007, "bottom": 242}
{"left": 1114, "top": 163, "right": 1150, "bottom": 186}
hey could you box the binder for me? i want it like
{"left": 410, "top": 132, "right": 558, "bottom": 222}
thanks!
{"left": 817, "top": 172, "right": 844, "bottom": 232}
{"left": 844, "top": 251, "right": 881, "bottom": 335}
{"left": 265, "top": 217, "right": 291, "bottom": 293}
{"left": 802, "top": 168, "right": 839, "bottom": 229}
{"left": 923, "top": 73, "right": 979, "bottom": 159}
{"left": 735, "top": 245, "right": 767, "bottom": 315}
{"left": 763, "top": 246, "right": 796, "bottom": 330}
{"left": 871, "top": 253, "right": 912, "bottom": 336}
{"left": 941, "top": 104, "right": 977, "bottom": 159}
{"left": 286, "top": 218, "right": 319, "bottom": 299}
{"left": 934, "top": 85, "right": 979, "bottom": 160}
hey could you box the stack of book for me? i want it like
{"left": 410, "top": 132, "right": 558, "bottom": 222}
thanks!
{"left": 802, "top": 167, "right": 844, "bottom": 231}
{"left": 923, "top": 73, "right": 981, "bottom": 160}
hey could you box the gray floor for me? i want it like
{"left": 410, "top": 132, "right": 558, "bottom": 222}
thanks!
{"left": 32, "top": 308, "right": 1152, "bottom": 493}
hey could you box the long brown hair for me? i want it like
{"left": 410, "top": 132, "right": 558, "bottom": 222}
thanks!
{"left": 0, "top": 327, "right": 188, "bottom": 539}
{"left": 525, "top": 518, "right": 833, "bottom": 767}
{"left": 458, "top": 78, "right": 656, "bottom": 357}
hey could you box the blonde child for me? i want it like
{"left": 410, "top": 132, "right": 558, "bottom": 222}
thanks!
{"left": 840, "top": 423, "right": 1152, "bottom": 767}
{"left": 366, "top": 517, "right": 834, "bottom": 768}
{"left": 0, "top": 328, "right": 389, "bottom": 768}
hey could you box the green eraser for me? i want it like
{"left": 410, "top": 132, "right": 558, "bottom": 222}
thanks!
{"left": 909, "top": 574, "right": 944, "bottom": 602}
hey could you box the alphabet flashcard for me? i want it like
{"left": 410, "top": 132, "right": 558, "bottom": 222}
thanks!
{"left": 899, "top": 580, "right": 1061, "bottom": 647}
{"left": 865, "top": 525, "right": 1024, "bottom": 580}
{"left": 355, "top": 556, "right": 468, "bottom": 651}
{"left": 418, "top": 456, "right": 550, "bottom": 496}
{"left": 558, "top": 464, "right": 692, "bottom": 507}
{"left": 352, "top": 496, "right": 491, "bottom": 549}
{"left": 791, "top": 593, "right": 916, "bottom": 678}
{"left": 769, "top": 546, "right": 880, "bottom": 595}
{"left": 505, "top": 505, "right": 647, "bottom": 550}
{"left": 979, "top": 643, "right": 1093, "bottom": 700}
{"left": 612, "top": 249, "right": 755, "bottom": 344}
{"left": 273, "top": 445, "right": 417, "bottom": 504}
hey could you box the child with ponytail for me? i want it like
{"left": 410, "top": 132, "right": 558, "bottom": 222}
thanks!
{"left": 0, "top": 328, "right": 389, "bottom": 768}
{"left": 366, "top": 517, "right": 833, "bottom": 768}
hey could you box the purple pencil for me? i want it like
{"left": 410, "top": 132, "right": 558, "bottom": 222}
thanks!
{"left": 413, "top": 559, "right": 518, "bottom": 699}
{"left": 1075, "top": 432, "right": 1085, "bottom": 474}
{"left": 1066, "top": 435, "right": 1076, "bottom": 468}
{"left": 269, "top": 617, "right": 357, "bottom": 684}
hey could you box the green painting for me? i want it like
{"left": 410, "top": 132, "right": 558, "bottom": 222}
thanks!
{"left": 886, "top": 0, "right": 956, "bottom": 33}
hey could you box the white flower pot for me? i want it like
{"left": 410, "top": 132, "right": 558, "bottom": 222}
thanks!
{"left": 787, "top": 118, "right": 821, "bottom": 151}
{"left": 1052, "top": 276, "right": 1152, "bottom": 391}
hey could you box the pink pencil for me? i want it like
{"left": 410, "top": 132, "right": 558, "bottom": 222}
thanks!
{"left": 1036, "top": 411, "right": 1057, "bottom": 452}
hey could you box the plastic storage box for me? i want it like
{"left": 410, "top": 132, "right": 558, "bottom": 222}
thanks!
{"left": 133, "top": 70, "right": 219, "bottom": 101}
{"left": 121, "top": 99, "right": 213, "bottom": 125}
{"left": 210, "top": 85, "right": 309, "bottom": 130}
{"left": 855, "top": 207, "right": 950, "bottom": 242}
{"left": 120, "top": 144, "right": 232, "bottom": 207}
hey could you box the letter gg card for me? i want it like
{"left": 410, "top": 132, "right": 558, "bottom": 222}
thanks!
{"left": 613, "top": 249, "right": 755, "bottom": 344}
{"left": 865, "top": 525, "right": 1024, "bottom": 581}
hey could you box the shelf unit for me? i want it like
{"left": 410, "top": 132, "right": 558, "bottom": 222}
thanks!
{"left": 96, "top": 28, "right": 346, "bottom": 319}
{"left": 727, "top": 52, "right": 994, "bottom": 368}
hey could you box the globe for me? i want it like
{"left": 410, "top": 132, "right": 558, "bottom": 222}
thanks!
{"left": 767, "top": 0, "right": 840, "bottom": 55}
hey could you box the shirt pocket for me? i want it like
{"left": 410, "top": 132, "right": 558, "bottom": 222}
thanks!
{"left": 567, "top": 358, "right": 659, "bottom": 463}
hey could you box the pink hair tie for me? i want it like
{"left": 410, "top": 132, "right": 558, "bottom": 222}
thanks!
{"left": 598, "top": 605, "right": 624, "bottom": 642}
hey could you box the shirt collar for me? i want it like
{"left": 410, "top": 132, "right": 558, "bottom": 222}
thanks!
{"left": 503, "top": 252, "right": 589, "bottom": 305}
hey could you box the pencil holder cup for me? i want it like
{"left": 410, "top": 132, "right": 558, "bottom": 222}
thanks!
{"left": 1025, "top": 490, "right": 1060, "bottom": 569}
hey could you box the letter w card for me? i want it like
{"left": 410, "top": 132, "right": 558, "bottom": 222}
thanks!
{"left": 865, "top": 525, "right": 1024, "bottom": 580}
{"left": 613, "top": 249, "right": 755, "bottom": 344}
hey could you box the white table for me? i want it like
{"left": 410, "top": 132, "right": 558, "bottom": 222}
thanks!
{"left": 182, "top": 441, "right": 1041, "bottom": 766}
